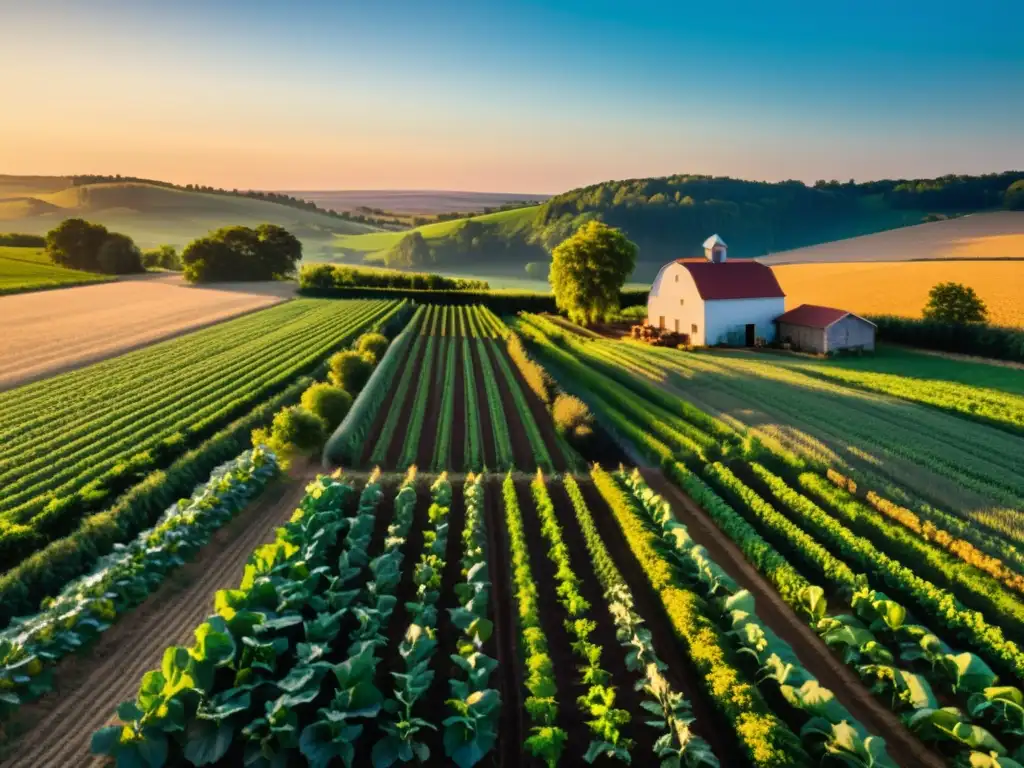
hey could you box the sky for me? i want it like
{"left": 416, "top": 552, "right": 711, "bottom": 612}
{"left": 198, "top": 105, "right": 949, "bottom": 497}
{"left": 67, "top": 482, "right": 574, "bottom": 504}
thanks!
{"left": 2, "top": 0, "right": 1022, "bottom": 193}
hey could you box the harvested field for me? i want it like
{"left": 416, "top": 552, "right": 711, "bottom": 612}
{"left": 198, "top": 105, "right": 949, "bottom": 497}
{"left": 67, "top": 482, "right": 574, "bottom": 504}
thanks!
{"left": 0, "top": 277, "right": 283, "bottom": 388}
{"left": 761, "top": 210, "right": 1024, "bottom": 264}
{"left": 773, "top": 259, "right": 1024, "bottom": 327}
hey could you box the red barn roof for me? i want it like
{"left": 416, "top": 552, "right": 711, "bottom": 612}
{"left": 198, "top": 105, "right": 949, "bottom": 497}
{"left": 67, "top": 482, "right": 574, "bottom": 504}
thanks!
{"left": 675, "top": 259, "right": 785, "bottom": 300}
{"left": 775, "top": 304, "right": 877, "bottom": 329}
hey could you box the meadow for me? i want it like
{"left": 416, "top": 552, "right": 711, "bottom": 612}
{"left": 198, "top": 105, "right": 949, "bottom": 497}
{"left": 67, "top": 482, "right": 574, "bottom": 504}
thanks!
{"left": 0, "top": 246, "right": 112, "bottom": 295}
{"left": 775, "top": 259, "right": 1024, "bottom": 327}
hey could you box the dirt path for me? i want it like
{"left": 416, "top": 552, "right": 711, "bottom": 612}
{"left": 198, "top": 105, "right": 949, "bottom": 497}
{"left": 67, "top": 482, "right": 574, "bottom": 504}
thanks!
{"left": 639, "top": 469, "right": 945, "bottom": 768}
{"left": 2, "top": 469, "right": 317, "bottom": 768}
{"left": 484, "top": 477, "right": 524, "bottom": 768}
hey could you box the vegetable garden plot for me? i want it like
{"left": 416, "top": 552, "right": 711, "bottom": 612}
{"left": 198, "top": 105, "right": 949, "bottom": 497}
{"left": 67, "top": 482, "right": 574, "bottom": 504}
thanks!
{"left": 513, "top": 313, "right": 1024, "bottom": 766}
{"left": 332, "top": 304, "right": 569, "bottom": 473}
{"left": 78, "top": 463, "right": 930, "bottom": 767}
{"left": 0, "top": 299, "right": 400, "bottom": 575}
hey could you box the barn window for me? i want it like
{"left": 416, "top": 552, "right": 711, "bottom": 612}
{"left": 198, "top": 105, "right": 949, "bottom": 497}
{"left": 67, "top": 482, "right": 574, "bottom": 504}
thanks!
{"left": 679, "top": 299, "right": 685, "bottom": 306}
{"left": 691, "top": 324, "right": 698, "bottom": 333}
{"left": 674, "top": 275, "right": 679, "bottom": 283}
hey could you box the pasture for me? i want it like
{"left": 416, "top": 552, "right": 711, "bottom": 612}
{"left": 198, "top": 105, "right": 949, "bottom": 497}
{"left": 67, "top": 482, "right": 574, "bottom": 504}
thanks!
{"left": 774, "top": 259, "right": 1024, "bottom": 327}
{"left": 0, "top": 246, "right": 111, "bottom": 295}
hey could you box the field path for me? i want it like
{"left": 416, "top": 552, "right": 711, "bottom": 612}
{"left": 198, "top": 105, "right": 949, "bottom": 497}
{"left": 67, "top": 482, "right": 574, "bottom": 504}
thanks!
{"left": 2, "top": 467, "right": 316, "bottom": 768}
{"left": 640, "top": 469, "right": 944, "bottom": 768}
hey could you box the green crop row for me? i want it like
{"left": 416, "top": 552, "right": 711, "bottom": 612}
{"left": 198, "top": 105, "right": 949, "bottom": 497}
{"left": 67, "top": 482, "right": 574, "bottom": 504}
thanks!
{"left": 501, "top": 473, "right": 567, "bottom": 766}
{"left": 398, "top": 336, "right": 437, "bottom": 468}
{"left": 0, "top": 447, "right": 278, "bottom": 723}
{"left": 462, "top": 339, "right": 484, "bottom": 471}
{"left": 323, "top": 306, "right": 426, "bottom": 465}
{"left": 529, "top": 473, "right": 632, "bottom": 763}
{"left": 443, "top": 473, "right": 500, "bottom": 768}
{"left": 431, "top": 338, "right": 459, "bottom": 472}
{"left": 588, "top": 466, "right": 809, "bottom": 768}
{"left": 477, "top": 342, "right": 515, "bottom": 470}
{"left": 491, "top": 344, "right": 554, "bottom": 471}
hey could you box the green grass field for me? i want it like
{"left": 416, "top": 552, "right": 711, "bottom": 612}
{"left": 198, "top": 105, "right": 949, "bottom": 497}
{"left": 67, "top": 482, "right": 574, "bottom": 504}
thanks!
{"left": 331, "top": 205, "right": 541, "bottom": 262}
{"left": 0, "top": 247, "right": 112, "bottom": 295}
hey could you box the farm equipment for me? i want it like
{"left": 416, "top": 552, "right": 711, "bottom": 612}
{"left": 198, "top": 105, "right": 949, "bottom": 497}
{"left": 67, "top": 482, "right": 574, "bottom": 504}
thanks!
{"left": 629, "top": 322, "right": 688, "bottom": 347}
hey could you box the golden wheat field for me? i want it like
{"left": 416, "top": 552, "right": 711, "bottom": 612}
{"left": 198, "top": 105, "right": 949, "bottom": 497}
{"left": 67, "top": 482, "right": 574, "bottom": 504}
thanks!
{"left": 774, "top": 260, "right": 1024, "bottom": 327}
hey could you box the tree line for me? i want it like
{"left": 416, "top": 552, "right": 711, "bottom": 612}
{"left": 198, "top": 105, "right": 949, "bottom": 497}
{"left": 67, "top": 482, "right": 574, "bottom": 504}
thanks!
{"left": 40, "top": 219, "right": 302, "bottom": 282}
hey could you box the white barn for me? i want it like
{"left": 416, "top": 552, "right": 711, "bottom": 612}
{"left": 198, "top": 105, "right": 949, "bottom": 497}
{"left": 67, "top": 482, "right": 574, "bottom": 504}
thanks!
{"left": 647, "top": 235, "right": 786, "bottom": 346}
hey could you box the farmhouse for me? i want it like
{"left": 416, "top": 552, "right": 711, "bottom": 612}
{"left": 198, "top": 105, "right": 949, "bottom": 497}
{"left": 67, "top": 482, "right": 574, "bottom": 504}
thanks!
{"left": 775, "top": 304, "right": 876, "bottom": 354}
{"left": 647, "top": 235, "right": 785, "bottom": 346}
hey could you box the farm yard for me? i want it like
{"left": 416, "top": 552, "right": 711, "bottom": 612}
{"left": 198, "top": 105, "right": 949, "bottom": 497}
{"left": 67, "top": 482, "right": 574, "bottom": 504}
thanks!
{"left": 0, "top": 275, "right": 287, "bottom": 389}
{"left": 3, "top": 291, "right": 1024, "bottom": 768}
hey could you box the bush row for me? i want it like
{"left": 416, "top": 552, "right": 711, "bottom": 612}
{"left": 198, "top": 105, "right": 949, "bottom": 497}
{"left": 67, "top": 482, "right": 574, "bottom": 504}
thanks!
{"left": 870, "top": 315, "right": 1024, "bottom": 362}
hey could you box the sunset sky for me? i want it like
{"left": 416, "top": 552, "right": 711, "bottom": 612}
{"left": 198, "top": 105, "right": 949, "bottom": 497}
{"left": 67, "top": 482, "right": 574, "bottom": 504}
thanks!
{"left": 3, "top": 0, "right": 1022, "bottom": 193}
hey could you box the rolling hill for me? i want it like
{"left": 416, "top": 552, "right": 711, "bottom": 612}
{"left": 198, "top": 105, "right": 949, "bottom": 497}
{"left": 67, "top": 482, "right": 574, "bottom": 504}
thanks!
{"left": 329, "top": 172, "right": 1024, "bottom": 280}
{"left": 0, "top": 176, "right": 382, "bottom": 254}
{"left": 759, "top": 211, "right": 1024, "bottom": 264}
{"left": 285, "top": 189, "right": 549, "bottom": 215}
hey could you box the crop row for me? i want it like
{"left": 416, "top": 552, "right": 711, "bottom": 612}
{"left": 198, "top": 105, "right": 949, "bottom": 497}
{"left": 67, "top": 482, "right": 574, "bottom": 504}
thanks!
{"left": 431, "top": 337, "right": 459, "bottom": 472}
{"left": 0, "top": 447, "right": 278, "bottom": 723}
{"left": 0, "top": 300, "right": 398, "bottom": 573}
{"left": 477, "top": 342, "right": 515, "bottom": 469}
{"left": 516, "top": 315, "right": 1024, "bottom": 761}
{"left": 397, "top": 335, "right": 437, "bottom": 468}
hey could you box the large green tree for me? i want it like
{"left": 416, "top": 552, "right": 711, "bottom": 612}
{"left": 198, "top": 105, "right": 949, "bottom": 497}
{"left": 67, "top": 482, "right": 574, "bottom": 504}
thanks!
{"left": 1006, "top": 180, "right": 1024, "bottom": 211}
{"left": 384, "top": 231, "right": 432, "bottom": 268}
{"left": 45, "top": 218, "right": 111, "bottom": 272}
{"left": 923, "top": 282, "right": 988, "bottom": 324}
{"left": 181, "top": 224, "right": 303, "bottom": 283}
{"left": 550, "top": 221, "right": 637, "bottom": 325}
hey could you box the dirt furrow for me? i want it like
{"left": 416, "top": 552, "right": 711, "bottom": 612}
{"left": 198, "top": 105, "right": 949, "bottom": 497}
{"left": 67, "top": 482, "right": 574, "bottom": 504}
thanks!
{"left": 484, "top": 477, "right": 524, "bottom": 768}
{"left": 470, "top": 343, "right": 498, "bottom": 470}
{"left": 574, "top": 478, "right": 744, "bottom": 765}
{"left": 639, "top": 469, "right": 945, "bottom": 768}
{"left": 484, "top": 344, "right": 533, "bottom": 470}
{"left": 4, "top": 472, "right": 315, "bottom": 768}
{"left": 499, "top": 343, "right": 568, "bottom": 472}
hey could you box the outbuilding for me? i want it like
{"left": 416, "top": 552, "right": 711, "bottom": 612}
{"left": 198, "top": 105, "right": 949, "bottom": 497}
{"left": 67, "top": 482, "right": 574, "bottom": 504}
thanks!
{"left": 647, "top": 234, "right": 786, "bottom": 346}
{"left": 775, "top": 304, "right": 876, "bottom": 354}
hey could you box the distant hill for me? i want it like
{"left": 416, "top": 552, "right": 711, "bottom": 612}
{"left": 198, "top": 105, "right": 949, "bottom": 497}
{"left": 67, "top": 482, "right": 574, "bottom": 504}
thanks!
{"left": 759, "top": 211, "right": 1024, "bottom": 264}
{"left": 331, "top": 171, "right": 1024, "bottom": 280}
{"left": 0, "top": 176, "right": 382, "bottom": 254}
{"left": 284, "top": 189, "right": 549, "bottom": 216}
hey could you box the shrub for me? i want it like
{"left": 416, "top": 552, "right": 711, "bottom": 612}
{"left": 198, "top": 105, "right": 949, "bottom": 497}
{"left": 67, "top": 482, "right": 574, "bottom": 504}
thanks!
{"left": 552, "top": 393, "right": 594, "bottom": 444}
{"left": 328, "top": 350, "right": 374, "bottom": 393}
{"left": 299, "top": 383, "right": 352, "bottom": 428}
{"left": 141, "top": 244, "right": 181, "bottom": 270}
{"left": 269, "top": 406, "right": 327, "bottom": 452}
{"left": 97, "top": 232, "right": 144, "bottom": 274}
{"left": 355, "top": 332, "right": 389, "bottom": 363}
{"left": 922, "top": 282, "right": 988, "bottom": 324}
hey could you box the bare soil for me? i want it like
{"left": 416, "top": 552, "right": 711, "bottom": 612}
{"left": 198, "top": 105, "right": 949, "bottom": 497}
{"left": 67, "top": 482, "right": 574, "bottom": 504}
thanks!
{"left": 1, "top": 465, "right": 319, "bottom": 768}
{"left": 639, "top": 469, "right": 946, "bottom": 768}
{"left": 0, "top": 279, "right": 281, "bottom": 391}
{"left": 470, "top": 342, "right": 498, "bottom": 470}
